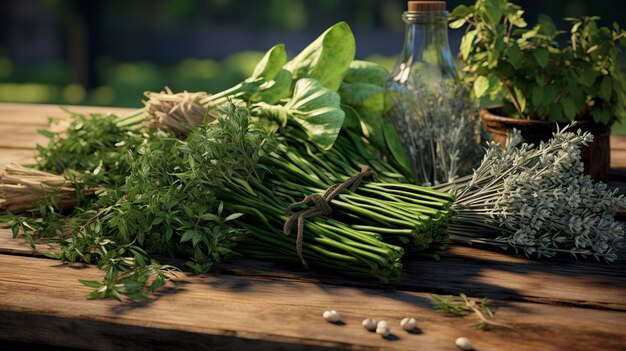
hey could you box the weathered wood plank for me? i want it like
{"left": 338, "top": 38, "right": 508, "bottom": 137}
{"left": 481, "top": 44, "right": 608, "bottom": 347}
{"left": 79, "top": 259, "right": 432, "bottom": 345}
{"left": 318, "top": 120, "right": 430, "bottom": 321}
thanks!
{"left": 2, "top": 228, "right": 624, "bottom": 311}
{"left": 1, "top": 254, "right": 625, "bottom": 351}
{"left": 0, "top": 103, "right": 134, "bottom": 149}
{"left": 0, "top": 148, "right": 35, "bottom": 168}
{"left": 0, "top": 123, "right": 49, "bottom": 150}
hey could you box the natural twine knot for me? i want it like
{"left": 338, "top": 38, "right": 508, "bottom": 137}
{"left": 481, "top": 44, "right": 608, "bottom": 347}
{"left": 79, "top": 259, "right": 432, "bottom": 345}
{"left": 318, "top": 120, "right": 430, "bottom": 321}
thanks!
{"left": 283, "top": 166, "right": 378, "bottom": 268}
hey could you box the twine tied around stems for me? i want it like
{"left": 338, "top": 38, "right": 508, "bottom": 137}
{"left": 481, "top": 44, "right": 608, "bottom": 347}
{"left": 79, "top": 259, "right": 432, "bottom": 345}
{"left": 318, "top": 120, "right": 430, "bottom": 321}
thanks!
{"left": 283, "top": 166, "right": 379, "bottom": 268}
{"left": 143, "top": 87, "right": 215, "bottom": 137}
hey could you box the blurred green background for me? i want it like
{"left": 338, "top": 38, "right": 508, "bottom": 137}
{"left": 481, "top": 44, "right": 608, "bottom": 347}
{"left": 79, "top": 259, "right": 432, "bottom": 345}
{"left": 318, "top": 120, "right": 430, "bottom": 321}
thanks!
{"left": 0, "top": 0, "right": 624, "bottom": 132}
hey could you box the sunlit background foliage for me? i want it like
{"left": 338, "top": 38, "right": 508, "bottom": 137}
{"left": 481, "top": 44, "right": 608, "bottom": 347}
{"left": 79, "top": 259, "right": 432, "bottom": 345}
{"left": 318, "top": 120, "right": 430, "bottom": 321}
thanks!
{"left": 0, "top": 0, "right": 623, "bottom": 131}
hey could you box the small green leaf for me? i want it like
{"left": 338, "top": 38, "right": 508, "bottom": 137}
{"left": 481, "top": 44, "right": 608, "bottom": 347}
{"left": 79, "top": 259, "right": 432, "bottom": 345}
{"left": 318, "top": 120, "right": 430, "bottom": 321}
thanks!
{"left": 473, "top": 76, "right": 490, "bottom": 98}
{"left": 506, "top": 43, "right": 522, "bottom": 69}
{"left": 484, "top": 0, "right": 504, "bottom": 25}
{"left": 151, "top": 217, "right": 164, "bottom": 226}
{"left": 576, "top": 70, "right": 599, "bottom": 87}
{"left": 126, "top": 292, "right": 149, "bottom": 301}
{"left": 37, "top": 129, "right": 56, "bottom": 139}
{"left": 192, "top": 232, "right": 202, "bottom": 247}
{"left": 449, "top": 5, "right": 471, "bottom": 29}
{"left": 200, "top": 213, "right": 221, "bottom": 222}
{"left": 460, "top": 30, "right": 478, "bottom": 61}
{"left": 533, "top": 48, "right": 549, "bottom": 68}
{"left": 80, "top": 280, "right": 103, "bottom": 289}
{"left": 449, "top": 18, "right": 467, "bottom": 29}
{"left": 513, "top": 87, "right": 527, "bottom": 113}
{"left": 224, "top": 213, "right": 244, "bottom": 221}
{"left": 531, "top": 86, "right": 544, "bottom": 108}
{"left": 538, "top": 14, "right": 557, "bottom": 36}
{"left": 591, "top": 107, "right": 612, "bottom": 124}
{"left": 535, "top": 75, "right": 547, "bottom": 87}
{"left": 181, "top": 230, "right": 195, "bottom": 243}
{"left": 600, "top": 76, "right": 612, "bottom": 100}
{"left": 561, "top": 96, "right": 577, "bottom": 119}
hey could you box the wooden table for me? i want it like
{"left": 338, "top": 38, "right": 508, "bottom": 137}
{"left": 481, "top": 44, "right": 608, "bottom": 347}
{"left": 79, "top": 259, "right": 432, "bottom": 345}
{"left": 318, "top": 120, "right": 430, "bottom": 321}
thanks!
{"left": 1, "top": 103, "right": 625, "bottom": 351}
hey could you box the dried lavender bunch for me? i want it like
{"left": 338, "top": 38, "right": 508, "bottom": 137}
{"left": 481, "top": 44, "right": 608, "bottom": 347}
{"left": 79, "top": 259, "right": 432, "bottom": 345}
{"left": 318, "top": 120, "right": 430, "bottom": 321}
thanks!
{"left": 440, "top": 127, "right": 626, "bottom": 261}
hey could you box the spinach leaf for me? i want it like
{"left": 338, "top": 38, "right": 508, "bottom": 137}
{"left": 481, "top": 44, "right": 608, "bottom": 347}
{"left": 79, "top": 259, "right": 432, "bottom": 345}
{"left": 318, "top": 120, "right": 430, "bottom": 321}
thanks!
{"left": 343, "top": 60, "right": 390, "bottom": 86}
{"left": 284, "top": 22, "right": 356, "bottom": 91}
{"left": 250, "top": 68, "right": 293, "bottom": 104}
{"left": 249, "top": 44, "right": 287, "bottom": 82}
{"left": 252, "top": 78, "right": 345, "bottom": 150}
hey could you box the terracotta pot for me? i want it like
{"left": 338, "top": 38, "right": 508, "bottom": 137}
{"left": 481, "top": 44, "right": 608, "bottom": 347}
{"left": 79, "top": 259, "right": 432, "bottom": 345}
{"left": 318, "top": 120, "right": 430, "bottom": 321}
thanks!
{"left": 480, "top": 108, "right": 612, "bottom": 181}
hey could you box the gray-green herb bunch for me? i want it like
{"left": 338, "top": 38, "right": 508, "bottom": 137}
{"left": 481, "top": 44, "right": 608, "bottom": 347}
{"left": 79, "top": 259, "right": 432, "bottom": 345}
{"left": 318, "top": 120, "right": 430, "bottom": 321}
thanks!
{"left": 441, "top": 126, "right": 626, "bottom": 261}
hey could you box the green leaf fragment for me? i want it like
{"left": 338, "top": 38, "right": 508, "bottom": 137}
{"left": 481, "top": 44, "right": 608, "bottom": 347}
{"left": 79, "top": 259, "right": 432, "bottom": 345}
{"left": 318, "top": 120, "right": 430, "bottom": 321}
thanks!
{"left": 284, "top": 21, "right": 356, "bottom": 91}
{"left": 533, "top": 48, "right": 549, "bottom": 68}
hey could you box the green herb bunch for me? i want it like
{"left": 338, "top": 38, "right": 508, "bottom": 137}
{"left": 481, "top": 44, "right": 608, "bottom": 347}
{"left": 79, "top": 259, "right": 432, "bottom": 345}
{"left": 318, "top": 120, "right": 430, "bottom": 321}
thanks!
{"left": 451, "top": 0, "right": 626, "bottom": 123}
{"left": 7, "top": 104, "right": 277, "bottom": 300}
{"left": 36, "top": 110, "right": 154, "bottom": 186}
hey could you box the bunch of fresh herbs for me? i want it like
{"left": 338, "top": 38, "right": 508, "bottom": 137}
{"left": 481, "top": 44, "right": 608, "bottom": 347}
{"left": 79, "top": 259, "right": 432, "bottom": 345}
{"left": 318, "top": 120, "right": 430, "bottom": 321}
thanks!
{"left": 450, "top": 0, "right": 626, "bottom": 123}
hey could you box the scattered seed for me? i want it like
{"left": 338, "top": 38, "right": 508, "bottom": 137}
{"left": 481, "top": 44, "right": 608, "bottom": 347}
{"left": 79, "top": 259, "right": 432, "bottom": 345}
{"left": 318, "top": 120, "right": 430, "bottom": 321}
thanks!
{"left": 362, "top": 318, "right": 377, "bottom": 331}
{"left": 455, "top": 337, "right": 474, "bottom": 350}
{"left": 375, "top": 320, "right": 390, "bottom": 337}
{"left": 376, "top": 320, "right": 389, "bottom": 329}
{"left": 323, "top": 310, "right": 341, "bottom": 323}
{"left": 400, "top": 317, "right": 417, "bottom": 331}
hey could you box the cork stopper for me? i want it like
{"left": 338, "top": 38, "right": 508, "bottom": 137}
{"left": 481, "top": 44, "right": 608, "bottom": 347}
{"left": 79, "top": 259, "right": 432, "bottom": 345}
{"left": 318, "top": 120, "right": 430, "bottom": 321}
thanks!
{"left": 407, "top": 1, "right": 446, "bottom": 12}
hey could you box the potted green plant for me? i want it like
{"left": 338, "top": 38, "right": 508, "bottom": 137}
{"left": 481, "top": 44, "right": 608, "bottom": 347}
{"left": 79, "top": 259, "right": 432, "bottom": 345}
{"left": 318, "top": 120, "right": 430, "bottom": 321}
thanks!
{"left": 450, "top": 0, "right": 626, "bottom": 181}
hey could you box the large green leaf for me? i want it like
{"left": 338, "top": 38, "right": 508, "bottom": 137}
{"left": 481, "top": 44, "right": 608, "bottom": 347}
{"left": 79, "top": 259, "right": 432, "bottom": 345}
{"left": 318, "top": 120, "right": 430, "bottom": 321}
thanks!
{"left": 343, "top": 60, "right": 389, "bottom": 86}
{"left": 250, "top": 69, "right": 293, "bottom": 104}
{"left": 339, "top": 82, "right": 384, "bottom": 113}
{"left": 285, "top": 79, "right": 345, "bottom": 150}
{"left": 338, "top": 82, "right": 386, "bottom": 150}
{"left": 248, "top": 44, "right": 287, "bottom": 82}
{"left": 283, "top": 22, "right": 356, "bottom": 91}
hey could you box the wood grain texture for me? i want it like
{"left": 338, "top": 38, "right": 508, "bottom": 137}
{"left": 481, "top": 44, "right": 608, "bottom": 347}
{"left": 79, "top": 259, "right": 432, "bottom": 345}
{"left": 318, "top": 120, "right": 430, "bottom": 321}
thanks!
{"left": 2, "top": 228, "right": 625, "bottom": 311}
{"left": 0, "top": 103, "right": 134, "bottom": 149}
{"left": 0, "top": 148, "right": 35, "bottom": 168}
{"left": 1, "top": 103, "right": 626, "bottom": 350}
{"left": 1, "top": 254, "right": 625, "bottom": 351}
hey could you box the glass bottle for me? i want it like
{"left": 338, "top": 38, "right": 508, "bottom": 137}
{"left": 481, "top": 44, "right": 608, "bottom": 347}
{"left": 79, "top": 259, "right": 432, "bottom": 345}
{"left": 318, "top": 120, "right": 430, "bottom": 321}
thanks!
{"left": 384, "top": 0, "right": 479, "bottom": 185}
